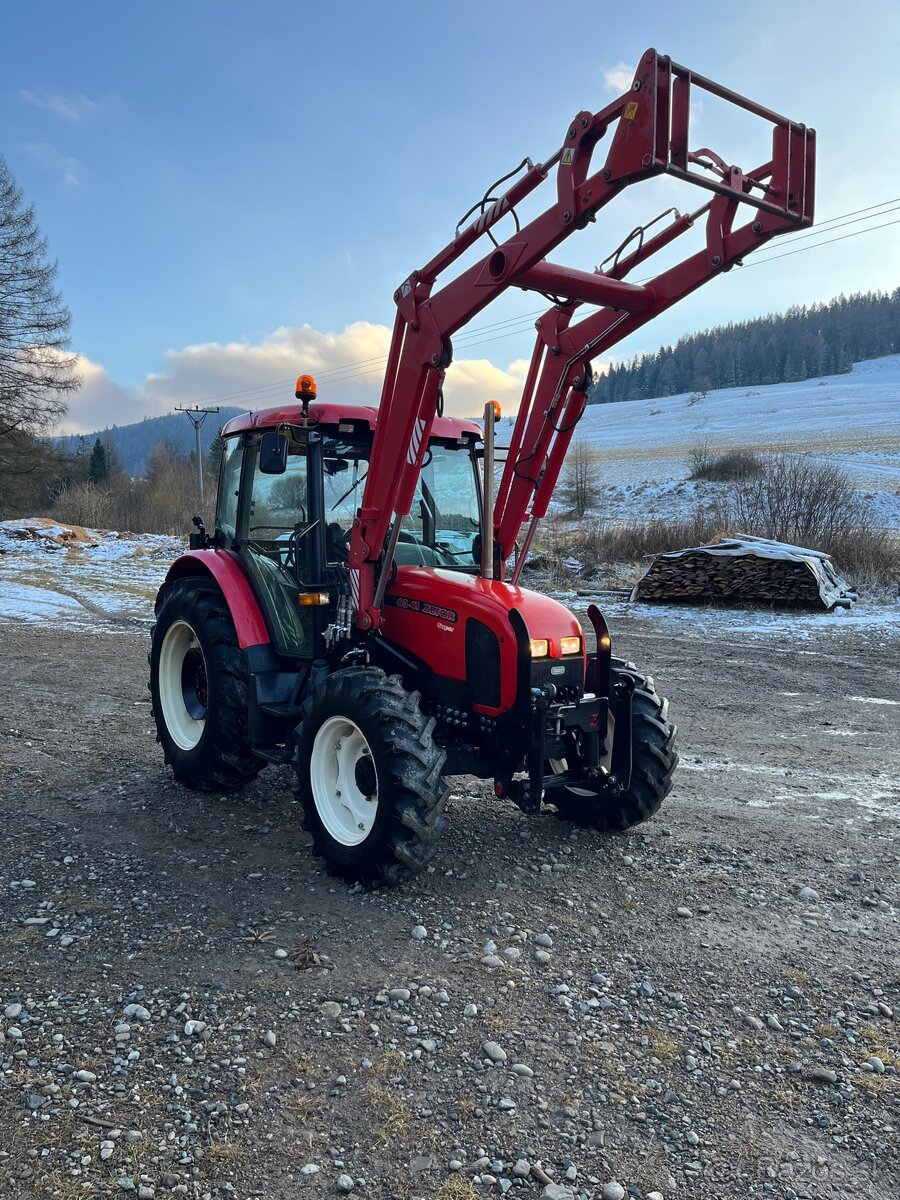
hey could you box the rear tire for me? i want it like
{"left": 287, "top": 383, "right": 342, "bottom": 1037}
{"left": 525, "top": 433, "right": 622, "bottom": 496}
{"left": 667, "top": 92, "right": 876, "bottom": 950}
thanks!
{"left": 295, "top": 667, "right": 449, "bottom": 885}
{"left": 149, "top": 577, "right": 264, "bottom": 791}
{"left": 551, "top": 661, "right": 677, "bottom": 831}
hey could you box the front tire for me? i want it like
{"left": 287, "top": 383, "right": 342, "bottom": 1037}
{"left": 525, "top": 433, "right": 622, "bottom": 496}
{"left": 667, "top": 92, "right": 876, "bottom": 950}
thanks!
{"left": 295, "top": 667, "right": 449, "bottom": 885}
{"left": 149, "top": 577, "right": 264, "bottom": 791}
{"left": 551, "top": 661, "right": 677, "bottom": 831}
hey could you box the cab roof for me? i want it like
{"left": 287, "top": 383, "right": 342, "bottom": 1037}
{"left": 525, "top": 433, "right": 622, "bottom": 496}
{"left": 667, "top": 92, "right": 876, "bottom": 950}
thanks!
{"left": 221, "top": 402, "right": 482, "bottom": 440}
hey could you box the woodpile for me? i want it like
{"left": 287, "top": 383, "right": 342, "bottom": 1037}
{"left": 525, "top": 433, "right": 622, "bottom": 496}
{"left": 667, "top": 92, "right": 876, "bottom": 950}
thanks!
{"left": 631, "top": 536, "right": 857, "bottom": 610}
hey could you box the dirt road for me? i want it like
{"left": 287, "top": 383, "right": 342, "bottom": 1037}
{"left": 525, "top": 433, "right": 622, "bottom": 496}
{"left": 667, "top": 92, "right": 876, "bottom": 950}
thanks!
{"left": 0, "top": 610, "right": 897, "bottom": 1200}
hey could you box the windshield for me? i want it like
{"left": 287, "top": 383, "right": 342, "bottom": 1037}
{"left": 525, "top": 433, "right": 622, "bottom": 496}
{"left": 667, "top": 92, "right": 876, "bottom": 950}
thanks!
{"left": 320, "top": 436, "right": 481, "bottom": 570}
{"left": 398, "top": 442, "right": 481, "bottom": 570}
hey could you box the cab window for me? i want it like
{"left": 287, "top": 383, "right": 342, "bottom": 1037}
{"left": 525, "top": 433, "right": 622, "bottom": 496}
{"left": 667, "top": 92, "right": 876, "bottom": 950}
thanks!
{"left": 215, "top": 436, "right": 243, "bottom": 547}
{"left": 240, "top": 443, "right": 312, "bottom": 657}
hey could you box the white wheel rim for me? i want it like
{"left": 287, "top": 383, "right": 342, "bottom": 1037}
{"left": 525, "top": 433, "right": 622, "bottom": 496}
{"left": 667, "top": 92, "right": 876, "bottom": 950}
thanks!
{"left": 310, "top": 716, "right": 379, "bottom": 846}
{"left": 158, "top": 619, "right": 207, "bottom": 751}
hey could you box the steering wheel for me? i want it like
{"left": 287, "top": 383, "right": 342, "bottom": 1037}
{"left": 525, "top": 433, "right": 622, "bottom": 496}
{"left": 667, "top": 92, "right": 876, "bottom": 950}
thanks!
{"left": 326, "top": 522, "right": 351, "bottom": 564}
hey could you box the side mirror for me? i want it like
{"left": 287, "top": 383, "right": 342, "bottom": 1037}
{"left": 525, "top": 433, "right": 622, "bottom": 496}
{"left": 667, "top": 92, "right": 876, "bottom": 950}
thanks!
{"left": 259, "top": 430, "right": 288, "bottom": 474}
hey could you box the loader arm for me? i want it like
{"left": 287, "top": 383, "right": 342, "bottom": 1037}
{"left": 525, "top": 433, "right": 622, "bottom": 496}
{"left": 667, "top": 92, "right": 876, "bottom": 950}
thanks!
{"left": 349, "top": 47, "right": 815, "bottom": 629}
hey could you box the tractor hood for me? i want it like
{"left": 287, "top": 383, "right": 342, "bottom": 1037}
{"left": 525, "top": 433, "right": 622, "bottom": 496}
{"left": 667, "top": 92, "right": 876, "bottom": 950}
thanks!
{"left": 381, "top": 566, "right": 584, "bottom": 714}
{"left": 386, "top": 566, "right": 581, "bottom": 641}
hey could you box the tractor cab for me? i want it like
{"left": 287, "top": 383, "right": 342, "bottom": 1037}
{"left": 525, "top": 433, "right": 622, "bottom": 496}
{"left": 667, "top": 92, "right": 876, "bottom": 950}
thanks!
{"left": 215, "top": 384, "right": 484, "bottom": 660}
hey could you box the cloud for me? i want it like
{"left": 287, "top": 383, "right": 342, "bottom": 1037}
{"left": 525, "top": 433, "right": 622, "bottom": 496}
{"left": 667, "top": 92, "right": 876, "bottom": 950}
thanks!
{"left": 59, "top": 321, "right": 531, "bottom": 433}
{"left": 56, "top": 354, "right": 146, "bottom": 435}
{"left": 21, "top": 89, "right": 99, "bottom": 122}
{"left": 603, "top": 63, "right": 635, "bottom": 94}
{"left": 22, "top": 142, "right": 86, "bottom": 188}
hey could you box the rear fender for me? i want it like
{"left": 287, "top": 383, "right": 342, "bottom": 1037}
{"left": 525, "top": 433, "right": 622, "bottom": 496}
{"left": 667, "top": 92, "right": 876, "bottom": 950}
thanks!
{"left": 165, "top": 550, "right": 270, "bottom": 649}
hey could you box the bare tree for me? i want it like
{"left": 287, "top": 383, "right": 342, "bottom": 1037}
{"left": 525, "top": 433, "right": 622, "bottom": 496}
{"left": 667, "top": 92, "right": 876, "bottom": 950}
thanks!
{"left": 557, "top": 438, "right": 602, "bottom": 518}
{"left": 0, "top": 155, "right": 79, "bottom": 442}
{"left": 727, "top": 453, "right": 866, "bottom": 545}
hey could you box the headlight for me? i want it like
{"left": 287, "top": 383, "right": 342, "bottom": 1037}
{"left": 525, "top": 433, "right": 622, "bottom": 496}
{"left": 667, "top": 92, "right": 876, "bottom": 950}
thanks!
{"left": 560, "top": 635, "right": 582, "bottom": 655}
{"left": 529, "top": 638, "right": 550, "bottom": 658}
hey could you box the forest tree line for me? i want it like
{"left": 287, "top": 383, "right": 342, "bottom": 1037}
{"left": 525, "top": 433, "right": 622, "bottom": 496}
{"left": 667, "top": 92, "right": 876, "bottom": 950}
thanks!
{"left": 589, "top": 289, "right": 900, "bottom": 404}
{"left": 46, "top": 431, "right": 227, "bottom": 534}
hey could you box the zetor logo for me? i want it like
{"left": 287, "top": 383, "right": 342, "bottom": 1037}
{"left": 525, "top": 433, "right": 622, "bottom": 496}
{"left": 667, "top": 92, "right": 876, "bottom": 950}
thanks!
{"left": 392, "top": 595, "right": 457, "bottom": 624}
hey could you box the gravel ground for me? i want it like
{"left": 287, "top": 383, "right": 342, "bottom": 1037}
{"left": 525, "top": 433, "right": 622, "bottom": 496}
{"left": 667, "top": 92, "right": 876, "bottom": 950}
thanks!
{"left": 0, "top": 608, "right": 898, "bottom": 1200}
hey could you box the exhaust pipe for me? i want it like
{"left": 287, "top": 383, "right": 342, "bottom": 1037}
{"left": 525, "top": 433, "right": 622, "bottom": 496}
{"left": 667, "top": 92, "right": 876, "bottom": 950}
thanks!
{"left": 481, "top": 401, "right": 497, "bottom": 579}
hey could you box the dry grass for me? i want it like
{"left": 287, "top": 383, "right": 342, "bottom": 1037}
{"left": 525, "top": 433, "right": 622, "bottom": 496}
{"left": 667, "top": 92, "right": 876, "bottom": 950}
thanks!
{"left": 156, "top": 926, "right": 189, "bottom": 955}
{"left": 0, "top": 923, "right": 44, "bottom": 947}
{"left": 629, "top": 1140, "right": 672, "bottom": 1194}
{"left": 207, "top": 1136, "right": 248, "bottom": 1163}
{"left": 362, "top": 1049, "right": 412, "bottom": 1143}
{"left": 370, "top": 1048, "right": 406, "bottom": 1077}
{"left": 781, "top": 966, "right": 811, "bottom": 986}
{"left": 532, "top": 512, "right": 725, "bottom": 583}
{"left": 646, "top": 1028, "right": 680, "bottom": 1060}
{"left": 366, "top": 1080, "right": 410, "bottom": 1144}
{"left": 767, "top": 1077, "right": 803, "bottom": 1109}
{"left": 824, "top": 527, "right": 900, "bottom": 588}
{"left": 433, "top": 1176, "right": 481, "bottom": 1200}
{"left": 280, "top": 1092, "right": 321, "bottom": 1124}
{"left": 254, "top": 975, "right": 286, "bottom": 993}
{"left": 533, "top": 447, "right": 900, "bottom": 589}
{"left": 690, "top": 444, "right": 764, "bottom": 481}
{"left": 52, "top": 892, "right": 113, "bottom": 915}
{"left": 32, "top": 1172, "right": 99, "bottom": 1199}
{"left": 855, "top": 1034, "right": 900, "bottom": 1071}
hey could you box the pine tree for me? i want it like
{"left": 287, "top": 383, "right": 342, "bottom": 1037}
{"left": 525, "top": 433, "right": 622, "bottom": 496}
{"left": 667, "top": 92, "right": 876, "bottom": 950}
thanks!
{"left": 88, "top": 438, "right": 108, "bottom": 484}
{"left": 207, "top": 427, "right": 227, "bottom": 476}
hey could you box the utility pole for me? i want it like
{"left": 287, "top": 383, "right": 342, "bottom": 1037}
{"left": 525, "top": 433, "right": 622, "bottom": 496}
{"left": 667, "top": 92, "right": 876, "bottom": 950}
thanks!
{"left": 175, "top": 405, "right": 220, "bottom": 505}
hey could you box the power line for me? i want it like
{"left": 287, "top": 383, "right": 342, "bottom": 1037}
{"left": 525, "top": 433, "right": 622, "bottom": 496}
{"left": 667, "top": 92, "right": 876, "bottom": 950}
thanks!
{"left": 800, "top": 196, "right": 899, "bottom": 229}
{"left": 745, "top": 217, "right": 900, "bottom": 266}
{"left": 172, "top": 198, "right": 899, "bottom": 408}
{"left": 748, "top": 203, "right": 900, "bottom": 252}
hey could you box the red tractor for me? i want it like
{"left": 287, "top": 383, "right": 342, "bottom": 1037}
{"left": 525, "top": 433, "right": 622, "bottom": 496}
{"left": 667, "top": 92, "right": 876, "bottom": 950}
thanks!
{"left": 150, "top": 51, "right": 814, "bottom": 884}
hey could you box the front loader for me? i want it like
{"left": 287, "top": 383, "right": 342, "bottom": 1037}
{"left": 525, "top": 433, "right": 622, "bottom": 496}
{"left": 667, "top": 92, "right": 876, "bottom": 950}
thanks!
{"left": 150, "top": 50, "right": 815, "bottom": 884}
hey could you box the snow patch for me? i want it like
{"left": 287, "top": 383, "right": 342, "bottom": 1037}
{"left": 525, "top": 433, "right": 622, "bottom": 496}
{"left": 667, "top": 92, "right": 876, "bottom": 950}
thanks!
{"left": 0, "top": 520, "right": 182, "bottom": 633}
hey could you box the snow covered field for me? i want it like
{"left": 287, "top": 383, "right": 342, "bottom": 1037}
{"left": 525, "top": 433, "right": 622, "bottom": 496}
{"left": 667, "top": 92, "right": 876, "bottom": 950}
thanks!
{"left": 557, "top": 355, "right": 900, "bottom": 527}
{"left": 0, "top": 519, "right": 180, "bottom": 634}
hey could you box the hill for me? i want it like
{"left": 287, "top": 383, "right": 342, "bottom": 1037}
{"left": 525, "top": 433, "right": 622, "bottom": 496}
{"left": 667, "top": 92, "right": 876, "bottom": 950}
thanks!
{"left": 571, "top": 354, "right": 900, "bottom": 529}
{"left": 589, "top": 289, "right": 900, "bottom": 404}
{"left": 56, "top": 408, "right": 244, "bottom": 475}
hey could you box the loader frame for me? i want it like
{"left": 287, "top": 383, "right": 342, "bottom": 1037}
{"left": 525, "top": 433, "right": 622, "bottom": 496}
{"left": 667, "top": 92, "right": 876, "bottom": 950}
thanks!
{"left": 348, "top": 48, "right": 815, "bottom": 629}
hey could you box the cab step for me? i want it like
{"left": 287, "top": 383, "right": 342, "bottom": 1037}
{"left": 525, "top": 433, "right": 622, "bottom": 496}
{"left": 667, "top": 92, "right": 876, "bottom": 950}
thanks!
{"left": 252, "top": 745, "right": 294, "bottom": 765}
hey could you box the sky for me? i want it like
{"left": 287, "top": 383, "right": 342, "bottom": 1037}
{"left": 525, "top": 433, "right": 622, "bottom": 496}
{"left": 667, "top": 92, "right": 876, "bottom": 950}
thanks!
{"left": 3, "top": 0, "right": 899, "bottom": 434}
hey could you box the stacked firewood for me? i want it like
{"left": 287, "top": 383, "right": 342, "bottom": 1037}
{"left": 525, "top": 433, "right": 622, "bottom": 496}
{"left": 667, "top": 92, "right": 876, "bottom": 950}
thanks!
{"left": 632, "top": 537, "right": 856, "bottom": 610}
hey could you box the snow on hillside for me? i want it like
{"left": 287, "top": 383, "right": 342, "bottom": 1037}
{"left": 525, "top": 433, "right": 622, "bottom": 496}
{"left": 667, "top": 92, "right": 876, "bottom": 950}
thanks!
{"left": 560, "top": 356, "right": 900, "bottom": 527}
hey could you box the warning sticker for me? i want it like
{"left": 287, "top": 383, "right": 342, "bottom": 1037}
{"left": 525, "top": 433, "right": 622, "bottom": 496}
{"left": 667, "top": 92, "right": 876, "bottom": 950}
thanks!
{"left": 624, "top": 101, "right": 639, "bottom": 121}
{"left": 561, "top": 148, "right": 574, "bottom": 165}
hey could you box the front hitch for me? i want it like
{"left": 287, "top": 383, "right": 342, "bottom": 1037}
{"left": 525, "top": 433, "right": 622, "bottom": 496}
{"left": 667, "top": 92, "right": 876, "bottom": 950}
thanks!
{"left": 501, "top": 683, "right": 554, "bottom": 815}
